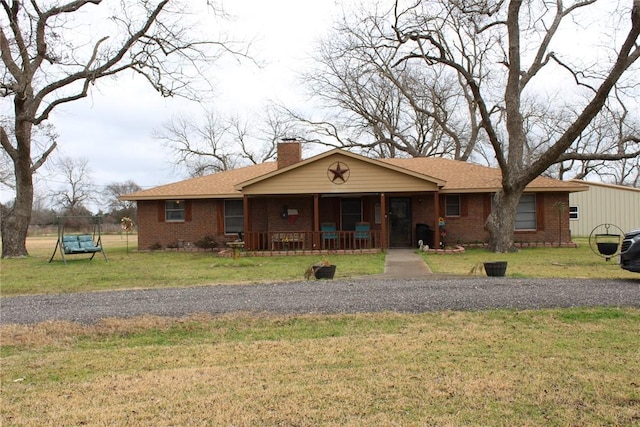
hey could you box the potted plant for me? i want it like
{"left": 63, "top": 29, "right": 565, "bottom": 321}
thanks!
{"left": 483, "top": 261, "right": 508, "bottom": 277}
{"left": 305, "top": 259, "right": 336, "bottom": 280}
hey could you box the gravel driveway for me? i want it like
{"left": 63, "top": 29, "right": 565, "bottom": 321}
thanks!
{"left": 1, "top": 276, "right": 639, "bottom": 325}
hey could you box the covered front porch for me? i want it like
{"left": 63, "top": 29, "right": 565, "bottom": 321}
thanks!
{"left": 241, "top": 192, "right": 442, "bottom": 252}
{"left": 235, "top": 147, "right": 445, "bottom": 252}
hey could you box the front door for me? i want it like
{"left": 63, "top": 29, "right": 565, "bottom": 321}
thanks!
{"left": 389, "top": 197, "right": 412, "bottom": 247}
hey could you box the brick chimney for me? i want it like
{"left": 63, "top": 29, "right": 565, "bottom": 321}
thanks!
{"left": 277, "top": 139, "right": 302, "bottom": 169}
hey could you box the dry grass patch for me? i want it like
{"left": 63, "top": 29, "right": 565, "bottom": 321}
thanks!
{"left": 2, "top": 309, "right": 639, "bottom": 425}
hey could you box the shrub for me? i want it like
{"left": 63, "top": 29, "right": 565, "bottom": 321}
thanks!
{"left": 194, "top": 235, "right": 223, "bottom": 251}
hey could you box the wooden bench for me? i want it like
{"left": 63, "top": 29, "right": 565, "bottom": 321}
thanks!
{"left": 271, "top": 232, "right": 305, "bottom": 251}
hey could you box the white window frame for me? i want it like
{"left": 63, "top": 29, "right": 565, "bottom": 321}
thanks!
{"left": 569, "top": 206, "right": 579, "bottom": 220}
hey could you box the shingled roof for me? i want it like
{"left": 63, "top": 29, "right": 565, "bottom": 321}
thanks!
{"left": 122, "top": 162, "right": 277, "bottom": 200}
{"left": 381, "top": 157, "right": 586, "bottom": 193}
{"left": 121, "top": 150, "right": 586, "bottom": 200}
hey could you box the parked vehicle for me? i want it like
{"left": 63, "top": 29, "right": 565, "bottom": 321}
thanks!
{"left": 620, "top": 229, "right": 640, "bottom": 273}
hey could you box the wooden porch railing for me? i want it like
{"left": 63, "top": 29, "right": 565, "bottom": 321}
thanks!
{"left": 242, "top": 230, "right": 381, "bottom": 252}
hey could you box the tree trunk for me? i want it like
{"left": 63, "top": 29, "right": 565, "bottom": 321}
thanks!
{"left": 2, "top": 118, "right": 34, "bottom": 258}
{"left": 485, "top": 189, "right": 523, "bottom": 253}
{"left": 1, "top": 175, "right": 33, "bottom": 257}
{"left": 1, "top": 199, "right": 31, "bottom": 258}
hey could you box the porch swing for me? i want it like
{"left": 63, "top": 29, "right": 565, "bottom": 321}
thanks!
{"left": 48, "top": 216, "right": 108, "bottom": 264}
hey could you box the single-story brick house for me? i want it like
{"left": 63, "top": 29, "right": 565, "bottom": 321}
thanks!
{"left": 121, "top": 142, "right": 587, "bottom": 252}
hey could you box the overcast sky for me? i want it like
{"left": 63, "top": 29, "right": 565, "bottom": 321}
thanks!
{"left": 2, "top": 1, "right": 635, "bottom": 209}
{"left": 1, "top": 0, "right": 342, "bottom": 207}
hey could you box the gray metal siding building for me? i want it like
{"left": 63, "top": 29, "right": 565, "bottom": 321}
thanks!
{"left": 569, "top": 180, "right": 640, "bottom": 237}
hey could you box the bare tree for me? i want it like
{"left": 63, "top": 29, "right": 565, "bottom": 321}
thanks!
{"left": 47, "top": 157, "right": 95, "bottom": 215}
{"left": 601, "top": 156, "right": 640, "bottom": 187}
{"left": 550, "top": 94, "right": 640, "bottom": 185}
{"left": 296, "top": 11, "right": 485, "bottom": 160}
{"left": 239, "top": 107, "right": 302, "bottom": 164}
{"left": 157, "top": 110, "right": 241, "bottom": 176}
{"left": 382, "top": 0, "right": 640, "bottom": 252}
{"left": 30, "top": 189, "right": 57, "bottom": 227}
{"left": 157, "top": 106, "right": 301, "bottom": 176}
{"left": 1, "top": 0, "right": 245, "bottom": 257}
{"left": 0, "top": 118, "right": 58, "bottom": 191}
{"left": 103, "top": 180, "right": 141, "bottom": 213}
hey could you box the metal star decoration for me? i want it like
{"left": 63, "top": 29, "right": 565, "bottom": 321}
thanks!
{"left": 327, "top": 162, "right": 350, "bottom": 184}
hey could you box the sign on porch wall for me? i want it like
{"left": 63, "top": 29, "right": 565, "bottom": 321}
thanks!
{"left": 287, "top": 209, "right": 299, "bottom": 224}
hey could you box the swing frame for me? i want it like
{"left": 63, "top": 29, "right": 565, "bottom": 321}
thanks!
{"left": 48, "top": 216, "right": 109, "bottom": 264}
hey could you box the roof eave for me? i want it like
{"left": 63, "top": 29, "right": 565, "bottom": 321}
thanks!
{"left": 439, "top": 185, "right": 589, "bottom": 194}
{"left": 570, "top": 179, "right": 640, "bottom": 192}
{"left": 120, "top": 193, "right": 243, "bottom": 201}
{"left": 525, "top": 185, "right": 589, "bottom": 193}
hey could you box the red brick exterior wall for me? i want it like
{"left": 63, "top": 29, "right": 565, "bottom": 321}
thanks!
{"left": 137, "top": 199, "right": 222, "bottom": 250}
{"left": 136, "top": 192, "right": 573, "bottom": 250}
{"left": 432, "top": 192, "right": 572, "bottom": 246}
{"left": 256, "top": 196, "right": 315, "bottom": 232}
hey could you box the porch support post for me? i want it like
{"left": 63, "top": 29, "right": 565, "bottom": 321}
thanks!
{"left": 313, "top": 194, "right": 320, "bottom": 250}
{"left": 243, "top": 195, "right": 251, "bottom": 250}
{"left": 380, "top": 193, "right": 387, "bottom": 250}
{"left": 433, "top": 191, "right": 440, "bottom": 250}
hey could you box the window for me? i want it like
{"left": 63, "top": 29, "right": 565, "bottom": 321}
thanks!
{"left": 515, "top": 194, "right": 536, "bottom": 230}
{"left": 224, "top": 199, "right": 244, "bottom": 234}
{"left": 165, "top": 200, "right": 185, "bottom": 221}
{"left": 569, "top": 206, "right": 579, "bottom": 220}
{"left": 445, "top": 195, "right": 461, "bottom": 217}
{"left": 341, "top": 198, "right": 362, "bottom": 231}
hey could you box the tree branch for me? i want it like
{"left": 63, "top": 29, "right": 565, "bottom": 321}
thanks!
{"left": 525, "top": 2, "right": 640, "bottom": 182}
{"left": 30, "top": 140, "right": 57, "bottom": 173}
{"left": 0, "top": 126, "right": 17, "bottom": 161}
{"left": 556, "top": 147, "right": 640, "bottom": 162}
{"left": 33, "top": 1, "right": 170, "bottom": 124}
{"left": 521, "top": 0, "right": 598, "bottom": 88}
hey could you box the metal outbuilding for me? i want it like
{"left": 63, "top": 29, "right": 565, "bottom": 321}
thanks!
{"left": 569, "top": 180, "right": 640, "bottom": 237}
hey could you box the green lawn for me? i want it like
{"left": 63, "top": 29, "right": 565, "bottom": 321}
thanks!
{"left": 0, "top": 236, "right": 636, "bottom": 296}
{"left": 422, "top": 238, "right": 637, "bottom": 280}
{"left": 0, "top": 235, "right": 385, "bottom": 296}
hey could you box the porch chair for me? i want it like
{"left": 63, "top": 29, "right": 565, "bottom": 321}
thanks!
{"left": 321, "top": 223, "right": 338, "bottom": 249}
{"left": 354, "top": 222, "right": 371, "bottom": 248}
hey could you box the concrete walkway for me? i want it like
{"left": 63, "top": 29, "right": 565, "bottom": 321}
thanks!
{"left": 382, "top": 249, "right": 432, "bottom": 278}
